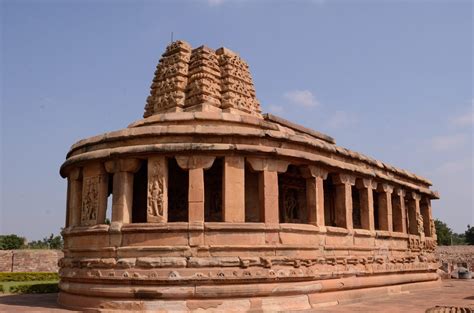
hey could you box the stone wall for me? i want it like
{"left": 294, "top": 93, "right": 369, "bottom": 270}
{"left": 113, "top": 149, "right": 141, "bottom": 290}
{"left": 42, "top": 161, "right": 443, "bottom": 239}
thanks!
{"left": 0, "top": 250, "right": 63, "bottom": 273}
{"left": 436, "top": 245, "right": 474, "bottom": 272}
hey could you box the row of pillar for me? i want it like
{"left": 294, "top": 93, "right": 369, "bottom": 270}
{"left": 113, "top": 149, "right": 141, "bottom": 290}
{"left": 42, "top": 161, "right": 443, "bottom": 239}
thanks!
{"left": 65, "top": 156, "right": 434, "bottom": 238}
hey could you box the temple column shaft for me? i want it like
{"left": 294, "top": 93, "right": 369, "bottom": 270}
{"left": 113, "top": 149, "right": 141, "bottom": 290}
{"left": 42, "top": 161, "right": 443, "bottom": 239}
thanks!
{"left": 392, "top": 189, "right": 406, "bottom": 233}
{"left": 188, "top": 168, "right": 205, "bottom": 223}
{"left": 223, "top": 156, "right": 245, "bottom": 222}
{"left": 377, "top": 184, "right": 394, "bottom": 231}
{"left": 259, "top": 170, "right": 279, "bottom": 224}
{"left": 81, "top": 163, "right": 108, "bottom": 226}
{"left": 304, "top": 166, "right": 328, "bottom": 227}
{"left": 176, "top": 156, "right": 216, "bottom": 223}
{"left": 105, "top": 159, "right": 141, "bottom": 224}
{"left": 421, "top": 198, "right": 433, "bottom": 237}
{"left": 357, "top": 179, "right": 377, "bottom": 231}
{"left": 407, "top": 192, "right": 421, "bottom": 235}
{"left": 333, "top": 174, "right": 356, "bottom": 229}
{"left": 66, "top": 168, "right": 82, "bottom": 227}
{"left": 247, "top": 158, "right": 289, "bottom": 224}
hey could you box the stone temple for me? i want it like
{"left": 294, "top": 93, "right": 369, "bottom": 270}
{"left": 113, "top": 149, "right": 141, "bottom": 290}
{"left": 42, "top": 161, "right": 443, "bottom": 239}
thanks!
{"left": 59, "top": 40, "right": 440, "bottom": 311}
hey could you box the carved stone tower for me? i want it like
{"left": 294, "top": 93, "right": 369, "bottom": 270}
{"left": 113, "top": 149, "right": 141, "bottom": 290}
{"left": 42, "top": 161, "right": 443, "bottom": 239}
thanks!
{"left": 144, "top": 40, "right": 261, "bottom": 118}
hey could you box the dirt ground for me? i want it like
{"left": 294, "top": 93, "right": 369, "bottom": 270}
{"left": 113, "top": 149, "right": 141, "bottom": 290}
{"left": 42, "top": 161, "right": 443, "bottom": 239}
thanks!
{"left": 0, "top": 279, "right": 472, "bottom": 312}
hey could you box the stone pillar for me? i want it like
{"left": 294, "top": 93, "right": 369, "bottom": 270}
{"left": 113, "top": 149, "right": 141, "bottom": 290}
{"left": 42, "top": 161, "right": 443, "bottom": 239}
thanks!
{"left": 105, "top": 159, "right": 141, "bottom": 224}
{"left": 66, "top": 168, "right": 82, "bottom": 227}
{"left": 302, "top": 166, "right": 328, "bottom": 227}
{"left": 376, "top": 183, "right": 394, "bottom": 231}
{"left": 420, "top": 197, "right": 433, "bottom": 237}
{"left": 333, "top": 173, "right": 356, "bottom": 229}
{"left": 81, "top": 163, "right": 108, "bottom": 226}
{"left": 176, "top": 156, "right": 216, "bottom": 223}
{"left": 392, "top": 188, "right": 407, "bottom": 233}
{"left": 222, "top": 156, "right": 245, "bottom": 222}
{"left": 407, "top": 192, "right": 421, "bottom": 235}
{"left": 247, "top": 158, "right": 289, "bottom": 224}
{"left": 356, "top": 178, "right": 377, "bottom": 231}
{"left": 147, "top": 156, "right": 168, "bottom": 223}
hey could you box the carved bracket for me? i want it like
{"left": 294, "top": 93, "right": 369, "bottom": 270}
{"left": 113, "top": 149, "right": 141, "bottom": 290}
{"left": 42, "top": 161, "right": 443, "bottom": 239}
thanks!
{"left": 176, "top": 155, "right": 215, "bottom": 170}
{"left": 247, "top": 158, "right": 289, "bottom": 173}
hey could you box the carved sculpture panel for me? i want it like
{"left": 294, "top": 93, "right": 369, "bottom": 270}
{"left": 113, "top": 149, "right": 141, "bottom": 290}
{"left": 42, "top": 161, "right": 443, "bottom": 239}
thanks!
{"left": 147, "top": 157, "right": 168, "bottom": 222}
{"left": 81, "top": 176, "right": 100, "bottom": 226}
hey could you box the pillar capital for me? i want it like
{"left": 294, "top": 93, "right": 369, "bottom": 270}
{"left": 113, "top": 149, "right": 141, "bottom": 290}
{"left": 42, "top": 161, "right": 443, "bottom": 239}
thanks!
{"left": 105, "top": 159, "right": 141, "bottom": 174}
{"left": 247, "top": 158, "right": 289, "bottom": 173}
{"left": 408, "top": 192, "right": 421, "bottom": 201}
{"left": 176, "top": 155, "right": 215, "bottom": 170}
{"left": 332, "top": 173, "right": 356, "bottom": 186}
{"left": 394, "top": 188, "right": 406, "bottom": 197}
{"left": 377, "top": 183, "right": 394, "bottom": 194}
{"left": 356, "top": 178, "right": 377, "bottom": 190}
{"left": 301, "top": 165, "right": 328, "bottom": 179}
{"left": 68, "top": 167, "right": 82, "bottom": 180}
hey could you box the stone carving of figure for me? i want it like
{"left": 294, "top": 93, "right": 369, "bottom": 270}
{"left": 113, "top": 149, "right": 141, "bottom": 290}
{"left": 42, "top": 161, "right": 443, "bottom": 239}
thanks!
{"left": 430, "top": 218, "right": 437, "bottom": 240}
{"left": 416, "top": 212, "right": 424, "bottom": 236}
{"left": 148, "top": 179, "right": 163, "bottom": 217}
{"left": 284, "top": 189, "right": 298, "bottom": 222}
{"left": 82, "top": 177, "right": 99, "bottom": 224}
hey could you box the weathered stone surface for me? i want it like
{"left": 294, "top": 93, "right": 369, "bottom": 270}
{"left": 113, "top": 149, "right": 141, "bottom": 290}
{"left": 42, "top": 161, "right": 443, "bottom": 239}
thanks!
{"left": 0, "top": 250, "right": 63, "bottom": 273}
{"left": 58, "top": 40, "right": 440, "bottom": 312}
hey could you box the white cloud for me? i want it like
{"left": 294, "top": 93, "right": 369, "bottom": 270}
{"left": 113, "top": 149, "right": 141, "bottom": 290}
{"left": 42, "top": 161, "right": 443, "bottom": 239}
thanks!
{"left": 267, "top": 104, "right": 284, "bottom": 114}
{"left": 430, "top": 134, "right": 467, "bottom": 151}
{"left": 451, "top": 102, "right": 474, "bottom": 127}
{"left": 325, "top": 110, "right": 357, "bottom": 129}
{"left": 284, "top": 90, "right": 319, "bottom": 108}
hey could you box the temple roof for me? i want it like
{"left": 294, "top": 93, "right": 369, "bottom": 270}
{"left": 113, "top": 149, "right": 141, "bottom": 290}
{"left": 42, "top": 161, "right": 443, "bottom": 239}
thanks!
{"left": 144, "top": 40, "right": 262, "bottom": 118}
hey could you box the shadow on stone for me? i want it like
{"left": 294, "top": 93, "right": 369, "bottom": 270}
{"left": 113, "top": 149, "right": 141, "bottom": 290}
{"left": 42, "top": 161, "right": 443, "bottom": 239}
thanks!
{"left": 0, "top": 293, "right": 62, "bottom": 310}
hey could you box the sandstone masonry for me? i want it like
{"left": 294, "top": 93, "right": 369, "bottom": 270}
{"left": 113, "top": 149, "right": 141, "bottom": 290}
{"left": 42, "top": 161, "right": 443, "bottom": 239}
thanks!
{"left": 58, "top": 40, "right": 441, "bottom": 312}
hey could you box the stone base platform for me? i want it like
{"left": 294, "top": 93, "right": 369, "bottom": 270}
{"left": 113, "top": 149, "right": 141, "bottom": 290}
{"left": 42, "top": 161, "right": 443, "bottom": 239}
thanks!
{"left": 3, "top": 279, "right": 474, "bottom": 313}
{"left": 57, "top": 274, "right": 441, "bottom": 312}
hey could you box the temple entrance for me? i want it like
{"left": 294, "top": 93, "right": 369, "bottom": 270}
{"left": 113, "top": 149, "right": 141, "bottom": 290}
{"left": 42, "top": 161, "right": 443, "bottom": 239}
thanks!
{"left": 205, "top": 158, "right": 223, "bottom": 222}
{"left": 132, "top": 160, "right": 147, "bottom": 223}
{"left": 278, "top": 165, "right": 307, "bottom": 223}
{"left": 245, "top": 163, "right": 261, "bottom": 222}
{"left": 168, "top": 158, "right": 189, "bottom": 222}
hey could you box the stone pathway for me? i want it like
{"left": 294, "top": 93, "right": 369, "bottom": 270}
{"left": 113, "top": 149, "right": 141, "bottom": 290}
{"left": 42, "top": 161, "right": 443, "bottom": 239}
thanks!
{"left": 0, "top": 280, "right": 472, "bottom": 312}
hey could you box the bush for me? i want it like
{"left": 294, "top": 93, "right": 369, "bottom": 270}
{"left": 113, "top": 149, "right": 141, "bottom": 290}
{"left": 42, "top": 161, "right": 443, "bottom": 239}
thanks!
{"left": 9, "top": 282, "right": 59, "bottom": 294}
{"left": 0, "top": 235, "right": 25, "bottom": 250}
{"left": 0, "top": 272, "right": 59, "bottom": 282}
{"left": 0, "top": 284, "right": 3, "bottom": 293}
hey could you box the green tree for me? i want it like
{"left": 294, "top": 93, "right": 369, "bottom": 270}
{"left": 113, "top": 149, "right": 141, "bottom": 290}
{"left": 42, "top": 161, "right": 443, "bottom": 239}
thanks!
{"left": 27, "top": 234, "right": 63, "bottom": 250}
{"left": 0, "top": 234, "right": 25, "bottom": 250}
{"left": 465, "top": 224, "right": 474, "bottom": 245}
{"left": 434, "top": 219, "right": 453, "bottom": 245}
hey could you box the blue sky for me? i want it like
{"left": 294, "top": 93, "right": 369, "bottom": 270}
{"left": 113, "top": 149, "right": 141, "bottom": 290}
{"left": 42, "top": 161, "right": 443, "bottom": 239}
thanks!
{"left": 1, "top": 0, "right": 472, "bottom": 239}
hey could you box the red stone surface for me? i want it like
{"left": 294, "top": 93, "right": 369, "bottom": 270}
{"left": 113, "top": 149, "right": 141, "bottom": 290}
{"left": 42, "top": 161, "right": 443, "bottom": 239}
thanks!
{"left": 0, "top": 280, "right": 472, "bottom": 312}
{"left": 0, "top": 250, "right": 63, "bottom": 273}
